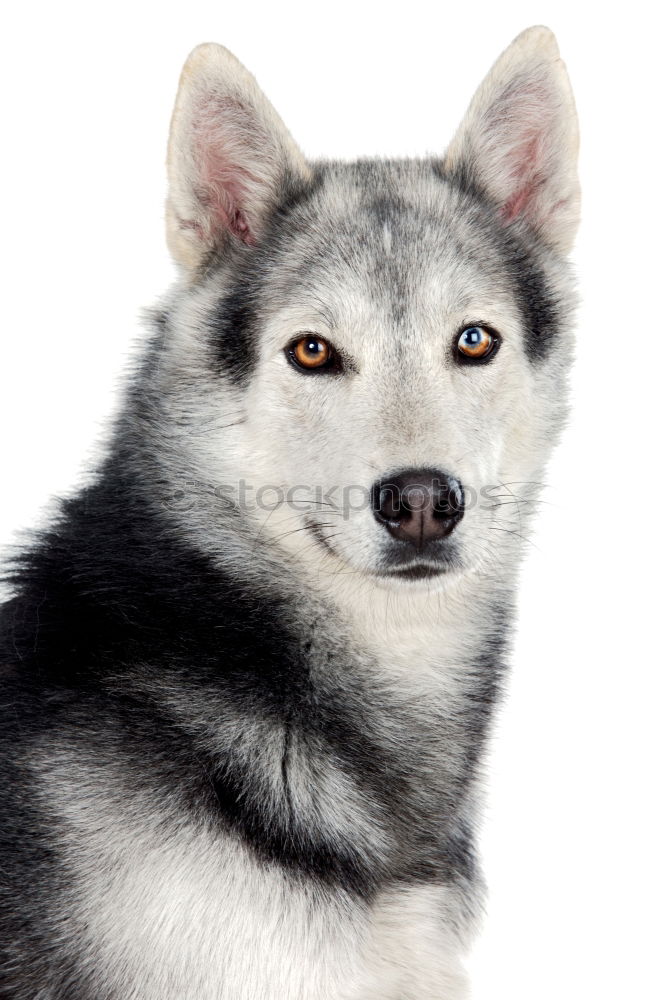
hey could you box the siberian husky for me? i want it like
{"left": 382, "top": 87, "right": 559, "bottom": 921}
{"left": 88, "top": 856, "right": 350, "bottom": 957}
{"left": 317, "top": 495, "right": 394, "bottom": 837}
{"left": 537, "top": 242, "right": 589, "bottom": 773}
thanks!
{"left": 0, "top": 25, "right": 579, "bottom": 999}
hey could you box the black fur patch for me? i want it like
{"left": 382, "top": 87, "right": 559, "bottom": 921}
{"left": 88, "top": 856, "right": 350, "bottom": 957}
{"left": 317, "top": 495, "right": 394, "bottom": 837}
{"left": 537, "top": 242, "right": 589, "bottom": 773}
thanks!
{"left": 0, "top": 159, "right": 523, "bottom": 995}
{"left": 0, "top": 464, "right": 503, "bottom": 823}
{"left": 208, "top": 171, "right": 325, "bottom": 385}
{"left": 209, "top": 756, "right": 378, "bottom": 894}
{"left": 210, "top": 278, "right": 260, "bottom": 383}
{"left": 0, "top": 466, "right": 382, "bottom": 907}
{"left": 437, "top": 161, "right": 561, "bottom": 361}
{"left": 497, "top": 229, "right": 561, "bottom": 362}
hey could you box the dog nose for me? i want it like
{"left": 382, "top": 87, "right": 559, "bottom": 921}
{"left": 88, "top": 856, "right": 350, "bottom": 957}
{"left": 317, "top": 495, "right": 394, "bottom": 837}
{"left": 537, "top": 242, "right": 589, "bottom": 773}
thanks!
{"left": 371, "top": 469, "right": 464, "bottom": 548}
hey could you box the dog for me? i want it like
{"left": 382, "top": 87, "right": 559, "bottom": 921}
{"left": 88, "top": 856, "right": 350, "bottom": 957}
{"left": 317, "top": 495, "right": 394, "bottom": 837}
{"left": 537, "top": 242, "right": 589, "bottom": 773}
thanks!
{"left": 0, "top": 25, "right": 579, "bottom": 999}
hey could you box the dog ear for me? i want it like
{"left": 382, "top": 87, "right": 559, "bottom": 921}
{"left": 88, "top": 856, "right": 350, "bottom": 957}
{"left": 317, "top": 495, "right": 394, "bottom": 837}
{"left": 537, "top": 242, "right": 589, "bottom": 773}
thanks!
{"left": 166, "top": 43, "right": 311, "bottom": 277}
{"left": 443, "top": 26, "right": 580, "bottom": 254}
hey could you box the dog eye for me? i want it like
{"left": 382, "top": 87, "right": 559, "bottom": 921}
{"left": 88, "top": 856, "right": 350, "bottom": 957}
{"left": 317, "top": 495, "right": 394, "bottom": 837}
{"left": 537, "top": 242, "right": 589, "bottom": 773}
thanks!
{"left": 456, "top": 326, "right": 500, "bottom": 363}
{"left": 287, "top": 335, "right": 341, "bottom": 373}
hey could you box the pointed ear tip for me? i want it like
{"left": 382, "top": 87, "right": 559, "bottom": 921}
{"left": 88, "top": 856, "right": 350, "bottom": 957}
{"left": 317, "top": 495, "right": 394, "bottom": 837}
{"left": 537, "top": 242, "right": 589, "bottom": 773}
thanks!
{"left": 510, "top": 24, "right": 561, "bottom": 58}
{"left": 179, "top": 42, "right": 243, "bottom": 81}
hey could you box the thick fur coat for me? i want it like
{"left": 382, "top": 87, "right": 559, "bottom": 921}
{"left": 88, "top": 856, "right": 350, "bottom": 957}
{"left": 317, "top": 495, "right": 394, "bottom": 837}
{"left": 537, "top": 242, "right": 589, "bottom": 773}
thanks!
{"left": 0, "top": 26, "right": 579, "bottom": 999}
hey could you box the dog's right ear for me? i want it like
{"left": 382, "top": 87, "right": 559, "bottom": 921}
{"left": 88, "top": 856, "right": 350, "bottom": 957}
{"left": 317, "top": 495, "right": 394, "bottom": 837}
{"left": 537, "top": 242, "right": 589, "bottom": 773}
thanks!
{"left": 442, "top": 26, "right": 580, "bottom": 254}
{"left": 166, "top": 44, "right": 311, "bottom": 278}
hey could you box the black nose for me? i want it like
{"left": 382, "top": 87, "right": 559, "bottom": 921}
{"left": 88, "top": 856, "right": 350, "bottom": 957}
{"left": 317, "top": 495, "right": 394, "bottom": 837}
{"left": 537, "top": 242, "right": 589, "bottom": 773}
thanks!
{"left": 372, "top": 469, "right": 464, "bottom": 548}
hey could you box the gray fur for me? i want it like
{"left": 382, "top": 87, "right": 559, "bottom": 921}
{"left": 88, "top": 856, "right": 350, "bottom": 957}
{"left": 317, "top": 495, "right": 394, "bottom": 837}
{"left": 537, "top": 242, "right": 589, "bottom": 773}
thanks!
{"left": 0, "top": 26, "right": 579, "bottom": 999}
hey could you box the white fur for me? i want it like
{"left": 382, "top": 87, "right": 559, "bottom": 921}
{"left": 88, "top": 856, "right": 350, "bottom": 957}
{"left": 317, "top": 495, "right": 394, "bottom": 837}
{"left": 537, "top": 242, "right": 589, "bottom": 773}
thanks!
{"left": 24, "top": 25, "right": 579, "bottom": 999}
{"left": 37, "top": 748, "right": 473, "bottom": 1000}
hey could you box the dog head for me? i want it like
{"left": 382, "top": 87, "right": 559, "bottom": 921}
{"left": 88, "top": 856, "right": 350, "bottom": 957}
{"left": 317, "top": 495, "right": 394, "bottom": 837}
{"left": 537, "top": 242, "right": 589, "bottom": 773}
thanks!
{"left": 151, "top": 28, "right": 579, "bottom": 590}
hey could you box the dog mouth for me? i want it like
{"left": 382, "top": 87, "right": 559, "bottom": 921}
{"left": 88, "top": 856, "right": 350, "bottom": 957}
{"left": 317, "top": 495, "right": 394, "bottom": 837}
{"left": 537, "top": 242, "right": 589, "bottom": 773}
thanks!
{"left": 304, "top": 518, "right": 460, "bottom": 582}
{"left": 373, "top": 563, "right": 449, "bottom": 581}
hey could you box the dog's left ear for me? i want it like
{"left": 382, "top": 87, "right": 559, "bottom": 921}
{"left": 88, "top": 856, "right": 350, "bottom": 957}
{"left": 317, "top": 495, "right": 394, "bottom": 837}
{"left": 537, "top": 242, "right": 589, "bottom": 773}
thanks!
{"left": 443, "top": 26, "right": 580, "bottom": 254}
{"left": 166, "top": 43, "right": 311, "bottom": 277}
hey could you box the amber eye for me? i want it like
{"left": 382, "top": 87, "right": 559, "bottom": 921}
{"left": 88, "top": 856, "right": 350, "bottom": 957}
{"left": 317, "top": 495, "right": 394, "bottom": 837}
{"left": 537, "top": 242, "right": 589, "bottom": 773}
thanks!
{"left": 456, "top": 326, "right": 500, "bottom": 363}
{"left": 288, "top": 335, "right": 340, "bottom": 373}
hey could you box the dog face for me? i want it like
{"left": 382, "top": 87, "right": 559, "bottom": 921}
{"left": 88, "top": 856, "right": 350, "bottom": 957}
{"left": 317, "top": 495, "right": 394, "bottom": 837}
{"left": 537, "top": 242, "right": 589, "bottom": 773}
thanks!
{"left": 155, "top": 28, "right": 579, "bottom": 588}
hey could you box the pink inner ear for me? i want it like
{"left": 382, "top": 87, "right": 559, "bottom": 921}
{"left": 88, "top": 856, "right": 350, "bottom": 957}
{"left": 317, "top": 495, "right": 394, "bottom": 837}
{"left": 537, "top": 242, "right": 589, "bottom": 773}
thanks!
{"left": 193, "top": 96, "right": 264, "bottom": 246}
{"left": 227, "top": 207, "right": 256, "bottom": 245}
{"left": 488, "top": 79, "right": 555, "bottom": 228}
{"left": 500, "top": 133, "right": 545, "bottom": 223}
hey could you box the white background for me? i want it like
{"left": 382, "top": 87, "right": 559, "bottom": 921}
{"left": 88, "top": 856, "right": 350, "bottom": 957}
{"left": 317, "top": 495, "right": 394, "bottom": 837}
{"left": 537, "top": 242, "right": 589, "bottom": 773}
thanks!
{"left": 1, "top": 2, "right": 662, "bottom": 997}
